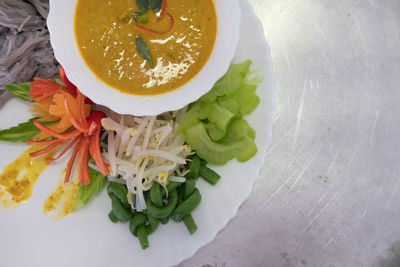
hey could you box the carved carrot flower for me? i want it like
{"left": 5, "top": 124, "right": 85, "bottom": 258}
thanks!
{"left": 29, "top": 67, "right": 91, "bottom": 140}
{"left": 27, "top": 68, "right": 109, "bottom": 185}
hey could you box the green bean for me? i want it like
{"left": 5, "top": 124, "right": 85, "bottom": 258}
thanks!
{"left": 183, "top": 179, "right": 196, "bottom": 199}
{"left": 107, "top": 182, "right": 129, "bottom": 208}
{"left": 129, "top": 212, "right": 147, "bottom": 236}
{"left": 160, "top": 217, "right": 169, "bottom": 224}
{"left": 167, "top": 181, "right": 181, "bottom": 194}
{"left": 146, "top": 215, "right": 159, "bottom": 235}
{"left": 199, "top": 164, "right": 221, "bottom": 185}
{"left": 161, "top": 181, "right": 181, "bottom": 197}
{"left": 137, "top": 225, "right": 149, "bottom": 249}
{"left": 110, "top": 194, "right": 132, "bottom": 221}
{"left": 183, "top": 214, "right": 198, "bottom": 235}
{"left": 146, "top": 190, "right": 178, "bottom": 218}
{"left": 186, "top": 154, "right": 201, "bottom": 179}
{"left": 170, "top": 188, "right": 201, "bottom": 222}
{"left": 149, "top": 182, "right": 163, "bottom": 207}
{"left": 108, "top": 211, "right": 119, "bottom": 223}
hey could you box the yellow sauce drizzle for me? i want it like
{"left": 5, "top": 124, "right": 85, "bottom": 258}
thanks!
{"left": 43, "top": 177, "right": 79, "bottom": 220}
{"left": 0, "top": 146, "right": 54, "bottom": 209}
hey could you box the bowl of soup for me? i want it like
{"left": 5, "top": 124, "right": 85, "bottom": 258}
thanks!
{"left": 48, "top": 0, "right": 241, "bottom": 116}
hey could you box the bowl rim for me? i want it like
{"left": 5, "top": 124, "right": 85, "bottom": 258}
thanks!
{"left": 47, "top": 0, "right": 241, "bottom": 116}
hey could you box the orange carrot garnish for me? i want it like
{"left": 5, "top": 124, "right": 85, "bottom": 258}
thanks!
{"left": 28, "top": 67, "right": 110, "bottom": 185}
{"left": 29, "top": 140, "right": 66, "bottom": 157}
{"left": 64, "top": 96, "right": 88, "bottom": 133}
{"left": 64, "top": 137, "right": 81, "bottom": 183}
{"left": 27, "top": 138, "right": 61, "bottom": 146}
{"left": 45, "top": 135, "right": 81, "bottom": 163}
{"left": 77, "top": 137, "right": 91, "bottom": 185}
{"left": 59, "top": 67, "right": 77, "bottom": 96}
{"left": 33, "top": 120, "right": 81, "bottom": 140}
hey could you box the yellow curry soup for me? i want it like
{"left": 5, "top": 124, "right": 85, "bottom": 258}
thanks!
{"left": 75, "top": 0, "right": 217, "bottom": 95}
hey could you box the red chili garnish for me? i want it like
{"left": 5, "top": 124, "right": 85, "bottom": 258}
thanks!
{"left": 134, "top": 0, "right": 174, "bottom": 36}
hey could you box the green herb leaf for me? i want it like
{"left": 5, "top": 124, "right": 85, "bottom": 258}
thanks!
{"left": 136, "top": 0, "right": 150, "bottom": 11}
{"left": 72, "top": 167, "right": 107, "bottom": 212}
{"left": 136, "top": 36, "right": 154, "bottom": 68}
{"left": 150, "top": 0, "right": 162, "bottom": 12}
{"left": 4, "top": 82, "right": 33, "bottom": 102}
{"left": 0, "top": 118, "right": 53, "bottom": 143}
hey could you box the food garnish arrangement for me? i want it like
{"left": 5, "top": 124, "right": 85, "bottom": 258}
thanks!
{"left": 0, "top": 0, "right": 262, "bottom": 249}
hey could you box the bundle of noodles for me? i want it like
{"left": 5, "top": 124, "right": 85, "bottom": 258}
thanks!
{"left": 0, "top": 0, "right": 59, "bottom": 96}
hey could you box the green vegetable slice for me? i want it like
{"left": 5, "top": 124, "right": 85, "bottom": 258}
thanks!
{"left": 199, "top": 163, "right": 221, "bottom": 185}
{"left": 183, "top": 214, "right": 198, "bottom": 235}
{"left": 4, "top": 82, "right": 33, "bottom": 102}
{"left": 107, "top": 181, "right": 130, "bottom": 208}
{"left": 186, "top": 155, "right": 201, "bottom": 179}
{"left": 179, "top": 60, "right": 261, "bottom": 164}
{"left": 218, "top": 96, "right": 240, "bottom": 117}
{"left": 200, "top": 60, "right": 252, "bottom": 103}
{"left": 219, "top": 119, "right": 252, "bottom": 144}
{"left": 185, "top": 123, "right": 257, "bottom": 164}
{"left": 207, "top": 103, "right": 233, "bottom": 131}
{"left": 170, "top": 188, "right": 201, "bottom": 222}
{"left": 205, "top": 122, "right": 226, "bottom": 141}
{"left": 108, "top": 211, "right": 119, "bottom": 223}
{"left": 0, "top": 118, "right": 53, "bottom": 143}
{"left": 73, "top": 168, "right": 107, "bottom": 211}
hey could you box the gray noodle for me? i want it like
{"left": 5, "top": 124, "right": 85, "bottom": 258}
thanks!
{"left": 0, "top": 0, "right": 59, "bottom": 100}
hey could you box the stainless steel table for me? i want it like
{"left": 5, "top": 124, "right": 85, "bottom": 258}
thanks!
{"left": 181, "top": 0, "right": 400, "bottom": 266}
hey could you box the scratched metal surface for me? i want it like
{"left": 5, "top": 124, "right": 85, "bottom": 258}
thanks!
{"left": 180, "top": 0, "right": 400, "bottom": 266}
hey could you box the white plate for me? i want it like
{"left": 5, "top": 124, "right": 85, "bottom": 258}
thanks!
{"left": 0, "top": 1, "right": 275, "bottom": 266}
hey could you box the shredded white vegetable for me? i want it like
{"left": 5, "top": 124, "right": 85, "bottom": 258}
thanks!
{"left": 100, "top": 107, "right": 190, "bottom": 210}
{"left": 169, "top": 176, "right": 186, "bottom": 183}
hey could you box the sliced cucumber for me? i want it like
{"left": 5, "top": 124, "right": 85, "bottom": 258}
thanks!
{"left": 205, "top": 122, "right": 226, "bottom": 141}
{"left": 207, "top": 103, "right": 233, "bottom": 131}
{"left": 179, "top": 60, "right": 261, "bottom": 165}
{"left": 185, "top": 123, "right": 257, "bottom": 165}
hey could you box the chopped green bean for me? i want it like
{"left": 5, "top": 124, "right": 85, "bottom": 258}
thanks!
{"left": 160, "top": 217, "right": 169, "bottom": 224}
{"left": 166, "top": 181, "right": 181, "bottom": 193}
{"left": 146, "top": 215, "right": 159, "bottom": 235}
{"left": 137, "top": 225, "right": 149, "bottom": 249}
{"left": 183, "top": 179, "right": 196, "bottom": 199}
{"left": 149, "top": 182, "right": 163, "bottom": 207}
{"left": 170, "top": 189, "right": 201, "bottom": 222}
{"left": 108, "top": 211, "right": 119, "bottom": 223}
{"left": 107, "top": 182, "right": 130, "bottom": 208}
{"left": 186, "top": 155, "right": 201, "bottom": 179}
{"left": 199, "top": 164, "right": 221, "bottom": 185}
{"left": 161, "top": 181, "right": 181, "bottom": 197}
{"left": 146, "top": 190, "right": 178, "bottom": 218}
{"left": 129, "top": 212, "right": 147, "bottom": 236}
{"left": 110, "top": 194, "right": 133, "bottom": 221}
{"left": 183, "top": 214, "right": 198, "bottom": 235}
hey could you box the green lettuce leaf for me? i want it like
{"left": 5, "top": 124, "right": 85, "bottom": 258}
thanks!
{"left": 72, "top": 167, "right": 107, "bottom": 212}
{"left": 4, "top": 82, "right": 33, "bottom": 102}
{"left": 0, "top": 118, "right": 53, "bottom": 143}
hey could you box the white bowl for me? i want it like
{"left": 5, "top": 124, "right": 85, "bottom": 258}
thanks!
{"left": 47, "top": 0, "right": 241, "bottom": 116}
